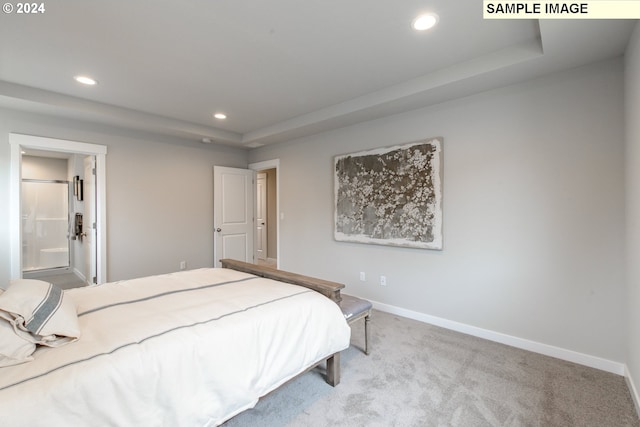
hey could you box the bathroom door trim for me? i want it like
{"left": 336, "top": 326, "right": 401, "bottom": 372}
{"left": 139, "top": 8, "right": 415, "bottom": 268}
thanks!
{"left": 9, "top": 133, "right": 108, "bottom": 283}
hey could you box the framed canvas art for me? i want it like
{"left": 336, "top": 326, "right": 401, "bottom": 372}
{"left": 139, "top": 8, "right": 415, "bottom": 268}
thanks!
{"left": 334, "top": 137, "right": 443, "bottom": 250}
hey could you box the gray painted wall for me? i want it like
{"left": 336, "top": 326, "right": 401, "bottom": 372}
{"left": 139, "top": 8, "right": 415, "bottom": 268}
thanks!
{"left": 249, "top": 58, "right": 626, "bottom": 363}
{"left": 0, "top": 109, "right": 248, "bottom": 285}
{"left": 625, "top": 22, "right": 640, "bottom": 398}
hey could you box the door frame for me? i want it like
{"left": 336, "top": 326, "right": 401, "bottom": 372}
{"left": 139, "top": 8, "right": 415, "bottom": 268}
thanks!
{"left": 9, "top": 133, "right": 108, "bottom": 283}
{"left": 83, "top": 156, "right": 97, "bottom": 285}
{"left": 248, "top": 159, "right": 280, "bottom": 269}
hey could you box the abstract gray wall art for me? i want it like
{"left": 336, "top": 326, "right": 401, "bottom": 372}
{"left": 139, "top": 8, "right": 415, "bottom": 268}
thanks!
{"left": 334, "top": 138, "right": 443, "bottom": 250}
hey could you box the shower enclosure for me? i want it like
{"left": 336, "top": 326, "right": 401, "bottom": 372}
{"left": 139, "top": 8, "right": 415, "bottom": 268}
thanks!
{"left": 21, "top": 180, "right": 70, "bottom": 272}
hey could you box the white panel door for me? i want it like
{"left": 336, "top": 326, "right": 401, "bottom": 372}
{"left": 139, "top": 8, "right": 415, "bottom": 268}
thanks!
{"left": 83, "top": 156, "right": 97, "bottom": 285}
{"left": 256, "top": 173, "right": 267, "bottom": 261}
{"left": 213, "top": 166, "right": 254, "bottom": 267}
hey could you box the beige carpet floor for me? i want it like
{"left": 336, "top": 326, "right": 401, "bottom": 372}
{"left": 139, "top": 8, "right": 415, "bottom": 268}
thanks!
{"left": 224, "top": 310, "right": 639, "bottom": 427}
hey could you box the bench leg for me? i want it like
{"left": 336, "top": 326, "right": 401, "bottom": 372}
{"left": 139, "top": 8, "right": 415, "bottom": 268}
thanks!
{"left": 364, "top": 314, "right": 371, "bottom": 355}
{"left": 326, "top": 352, "right": 341, "bottom": 387}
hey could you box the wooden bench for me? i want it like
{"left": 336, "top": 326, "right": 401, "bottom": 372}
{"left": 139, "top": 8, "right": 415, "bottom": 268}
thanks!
{"left": 220, "top": 258, "right": 346, "bottom": 385}
{"left": 339, "top": 294, "right": 372, "bottom": 355}
{"left": 221, "top": 258, "right": 372, "bottom": 359}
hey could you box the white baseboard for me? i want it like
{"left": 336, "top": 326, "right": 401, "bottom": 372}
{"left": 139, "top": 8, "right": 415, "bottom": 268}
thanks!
{"left": 625, "top": 365, "right": 640, "bottom": 417}
{"left": 369, "top": 299, "right": 625, "bottom": 376}
{"left": 73, "top": 267, "right": 87, "bottom": 284}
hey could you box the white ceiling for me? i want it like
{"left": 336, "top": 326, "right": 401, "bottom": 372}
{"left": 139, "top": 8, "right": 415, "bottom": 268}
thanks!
{"left": 0, "top": 1, "right": 635, "bottom": 148}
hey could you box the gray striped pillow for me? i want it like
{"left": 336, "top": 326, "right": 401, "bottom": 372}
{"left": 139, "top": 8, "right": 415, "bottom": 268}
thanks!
{"left": 0, "top": 279, "right": 80, "bottom": 347}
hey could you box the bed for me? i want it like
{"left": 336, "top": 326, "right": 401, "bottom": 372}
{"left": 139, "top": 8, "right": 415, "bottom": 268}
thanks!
{"left": 0, "top": 259, "right": 351, "bottom": 426}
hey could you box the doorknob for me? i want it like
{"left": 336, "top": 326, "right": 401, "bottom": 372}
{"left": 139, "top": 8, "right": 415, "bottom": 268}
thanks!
{"left": 216, "top": 228, "right": 222, "bottom": 232}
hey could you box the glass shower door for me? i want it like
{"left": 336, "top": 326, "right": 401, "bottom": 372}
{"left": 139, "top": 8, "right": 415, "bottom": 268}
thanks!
{"left": 22, "top": 180, "right": 70, "bottom": 272}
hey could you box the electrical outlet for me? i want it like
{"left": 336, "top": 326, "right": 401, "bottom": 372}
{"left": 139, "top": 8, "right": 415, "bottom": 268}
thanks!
{"left": 359, "top": 272, "right": 366, "bottom": 281}
{"left": 180, "top": 261, "right": 187, "bottom": 270}
{"left": 380, "top": 275, "right": 387, "bottom": 286}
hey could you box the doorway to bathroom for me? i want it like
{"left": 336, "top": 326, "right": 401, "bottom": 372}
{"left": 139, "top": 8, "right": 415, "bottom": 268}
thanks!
{"left": 9, "top": 133, "right": 108, "bottom": 286}
{"left": 21, "top": 153, "right": 91, "bottom": 289}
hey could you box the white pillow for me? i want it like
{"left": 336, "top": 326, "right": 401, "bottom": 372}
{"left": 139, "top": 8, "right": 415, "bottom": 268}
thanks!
{"left": 0, "top": 279, "right": 80, "bottom": 347}
{"left": 0, "top": 319, "right": 36, "bottom": 367}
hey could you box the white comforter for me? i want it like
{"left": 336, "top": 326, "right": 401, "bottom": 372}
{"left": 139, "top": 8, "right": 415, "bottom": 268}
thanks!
{"left": 0, "top": 268, "right": 351, "bottom": 426}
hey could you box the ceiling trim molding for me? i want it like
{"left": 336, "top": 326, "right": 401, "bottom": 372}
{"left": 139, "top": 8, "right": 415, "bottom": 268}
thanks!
{"left": 241, "top": 37, "right": 544, "bottom": 146}
{"left": 0, "top": 81, "right": 242, "bottom": 144}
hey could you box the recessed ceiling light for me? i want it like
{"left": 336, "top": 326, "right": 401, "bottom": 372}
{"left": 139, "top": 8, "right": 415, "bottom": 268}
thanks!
{"left": 74, "top": 75, "right": 98, "bottom": 85}
{"left": 201, "top": 137, "right": 213, "bottom": 144}
{"left": 213, "top": 113, "right": 227, "bottom": 120}
{"left": 412, "top": 13, "right": 439, "bottom": 31}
